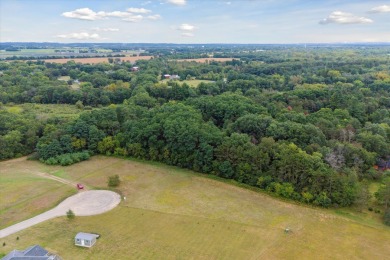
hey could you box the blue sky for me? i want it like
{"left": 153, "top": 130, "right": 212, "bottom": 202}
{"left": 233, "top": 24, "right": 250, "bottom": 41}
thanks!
{"left": 0, "top": 0, "right": 389, "bottom": 43}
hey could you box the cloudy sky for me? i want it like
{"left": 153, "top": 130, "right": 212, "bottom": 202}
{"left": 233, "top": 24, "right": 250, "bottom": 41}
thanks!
{"left": 1, "top": 0, "right": 389, "bottom": 43}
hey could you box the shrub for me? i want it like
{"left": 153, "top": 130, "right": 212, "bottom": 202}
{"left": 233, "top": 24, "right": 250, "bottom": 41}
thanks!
{"left": 75, "top": 100, "right": 84, "bottom": 110}
{"left": 42, "top": 152, "right": 90, "bottom": 166}
{"left": 45, "top": 157, "right": 59, "bottom": 165}
{"left": 66, "top": 209, "right": 75, "bottom": 220}
{"left": 314, "top": 192, "right": 332, "bottom": 208}
{"left": 384, "top": 208, "right": 390, "bottom": 226}
{"left": 108, "top": 174, "right": 121, "bottom": 187}
{"left": 59, "top": 154, "right": 73, "bottom": 166}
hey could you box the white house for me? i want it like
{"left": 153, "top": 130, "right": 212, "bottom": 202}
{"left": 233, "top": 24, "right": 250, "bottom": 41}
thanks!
{"left": 75, "top": 232, "right": 99, "bottom": 248}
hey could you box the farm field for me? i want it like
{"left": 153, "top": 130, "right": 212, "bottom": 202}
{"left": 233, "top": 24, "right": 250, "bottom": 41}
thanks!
{"left": 41, "top": 56, "right": 153, "bottom": 64}
{"left": 1, "top": 156, "right": 390, "bottom": 259}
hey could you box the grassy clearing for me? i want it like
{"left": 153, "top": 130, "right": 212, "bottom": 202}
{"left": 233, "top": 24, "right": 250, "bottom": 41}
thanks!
{"left": 57, "top": 76, "right": 70, "bottom": 81}
{"left": 2, "top": 103, "right": 84, "bottom": 121}
{"left": 1, "top": 156, "right": 390, "bottom": 259}
{"left": 57, "top": 76, "right": 80, "bottom": 90}
{"left": 0, "top": 158, "right": 75, "bottom": 229}
{"left": 160, "top": 79, "right": 214, "bottom": 88}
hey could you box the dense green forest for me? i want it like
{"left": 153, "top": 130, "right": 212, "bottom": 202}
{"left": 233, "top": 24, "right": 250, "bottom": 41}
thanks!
{"left": 1, "top": 45, "right": 389, "bottom": 222}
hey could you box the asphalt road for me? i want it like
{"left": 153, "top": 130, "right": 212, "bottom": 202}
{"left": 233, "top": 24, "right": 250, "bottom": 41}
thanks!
{"left": 0, "top": 190, "right": 121, "bottom": 238}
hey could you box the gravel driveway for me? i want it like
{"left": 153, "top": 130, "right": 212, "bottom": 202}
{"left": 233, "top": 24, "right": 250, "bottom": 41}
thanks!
{"left": 0, "top": 190, "right": 121, "bottom": 238}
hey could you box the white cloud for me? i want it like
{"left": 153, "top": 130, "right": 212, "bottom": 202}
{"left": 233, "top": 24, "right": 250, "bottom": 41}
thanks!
{"left": 177, "top": 23, "right": 196, "bottom": 37}
{"left": 319, "top": 11, "right": 373, "bottom": 25}
{"left": 181, "top": 32, "right": 194, "bottom": 37}
{"left": 62, "top": 8, "right": 104, "bottom": 21}
{"left": 127, "top": 8, "right": 152, "bottom": 14}
{"left": 178, "top": 23, "right": 195, "bottom": 31}
{"left": 141, "top": 1, "right": 152, "bottom": 5}
{"left": 92, "top": 27, "right": 119, "bottom": 32}
{"left": 147, "top": 14, "right": 162, "bottom": 20}
{"left": 167, "top": 0, "right": 186, "bottom": 6}
{"left": 62, "top": 8, "right": 162, "bottom": 23}
{"left": 369, "top": 5, "right": 390, "bottom": 13}
{"left": 104, "top": 11, "right": 132, "bottom": 18}
{"left": 122, "top": 15, "right": 144, "bottom": 22}
{"left": 56, "top": 32, "right": 100, "bottom": 40}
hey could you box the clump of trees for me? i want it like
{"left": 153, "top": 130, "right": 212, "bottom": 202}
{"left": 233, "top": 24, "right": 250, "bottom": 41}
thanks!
{"left": 42, "top": 152, "right": 90, "bottom": 166}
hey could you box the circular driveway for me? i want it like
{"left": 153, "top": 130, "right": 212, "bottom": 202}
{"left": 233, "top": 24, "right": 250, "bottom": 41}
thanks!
{"left": 53, "top": 190, "right": 121, "bottom": 216}
{"left": 0, "top": 190, "right": 121, "bottom": 238}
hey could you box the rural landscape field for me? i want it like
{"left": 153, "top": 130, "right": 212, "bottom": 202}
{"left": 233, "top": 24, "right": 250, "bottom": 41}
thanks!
{"left": 1, "top": 0, "right": 390, "bottom": 259}
{"left": 1, "top": 156, "right": 390, "bottom": 259}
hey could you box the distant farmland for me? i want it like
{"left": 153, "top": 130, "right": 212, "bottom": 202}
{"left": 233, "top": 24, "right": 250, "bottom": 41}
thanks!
{"left": 174, "top": 58, "right": 237, "bottom": 63}
{"left": 42, "top": 56, "right": 153, "bottom": 64}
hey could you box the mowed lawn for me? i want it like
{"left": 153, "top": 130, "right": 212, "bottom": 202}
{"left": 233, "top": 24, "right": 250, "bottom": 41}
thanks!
{"left": 1, "top": 156, "right": 390, "bottom": 259}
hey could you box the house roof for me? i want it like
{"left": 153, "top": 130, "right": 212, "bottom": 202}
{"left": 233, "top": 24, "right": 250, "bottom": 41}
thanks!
{"left": 75, "top": 232, "right": 97, "bottom": 240}
{"left": 3, "top": 257, "right": 52, "bottom": 260}
{"left": 2, "top": 245, "right": 52, "bottom": 260}
{"left": 24, "top": 245, "right": 48, "bottom": 257}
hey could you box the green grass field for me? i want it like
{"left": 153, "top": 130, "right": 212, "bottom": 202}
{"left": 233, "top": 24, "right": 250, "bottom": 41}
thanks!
{"left": 0, "top": 158, "right": 75, "bottom": 229}
{"left": 1, "top": 156, "right": 389, "bottom": 259}
{"left": 160, "top": 79, "right": 215, "bottom": 88}
{"left": 3, "top": 103, "right": 84, "bottom": 120}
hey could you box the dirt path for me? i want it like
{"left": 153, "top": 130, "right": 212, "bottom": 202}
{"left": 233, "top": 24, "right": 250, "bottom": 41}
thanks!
{"left": 0, "top": 190, "right": 121, "bottom": 238}
{"left": 32, "top": 171, "right": 86, "bottom": 190}
{"left": 1, "top": 156, "right": 85, "bottom": 190}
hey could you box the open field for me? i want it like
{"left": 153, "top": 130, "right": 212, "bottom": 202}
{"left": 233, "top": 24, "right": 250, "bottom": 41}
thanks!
{"left": 0, "top": 158, "right": 75, "bottom": 229}
{"left": 3, "top": 103, "right": 84, "bottom": 120}
{"left": 174, "top": 58, "right": 237, "bottom": 63}
{"left": 1, "top": 156, "right": 390, "bottom": 259}
{"left": 57, "top": 76, "right": 80, "bottom": 90}
{"left": 42, "top": 56, "right": 153, "bottom": 64}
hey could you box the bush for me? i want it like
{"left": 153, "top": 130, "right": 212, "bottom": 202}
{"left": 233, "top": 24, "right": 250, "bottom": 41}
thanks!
{"left": 75, "top": 100, "right": 84, "bottom": 110}
{"left": 314, "top": 192, "right": 332, "bottom": 208}
{"left": 43, "top": 152, "right": 90, "bottom": 166}
{"left": 66, "top": 209, "right": 75, "bottom": 220}
{"left": 108, "top": 174, "right": 121, "bottom": 187}
{"left": 384, "top": 208, "right": 390, "bottom": 226}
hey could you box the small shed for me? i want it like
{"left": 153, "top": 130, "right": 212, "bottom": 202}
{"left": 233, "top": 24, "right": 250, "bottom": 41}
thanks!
{"left": 75, "top": 232, "right": 98, "bottom": 248}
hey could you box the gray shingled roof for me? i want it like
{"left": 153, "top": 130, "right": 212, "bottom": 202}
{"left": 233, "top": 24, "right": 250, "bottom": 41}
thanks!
{"left": 3, "top": 257, "right": 52, "bottom": 260}
{"left": 23, "top": 245, "right": 48, "bottom": 257}
{"left": 75, "top": 232, "right": 97, "bottom": 240}
{"left": 1, "top": 245, "right": 54, "bottom": 260}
